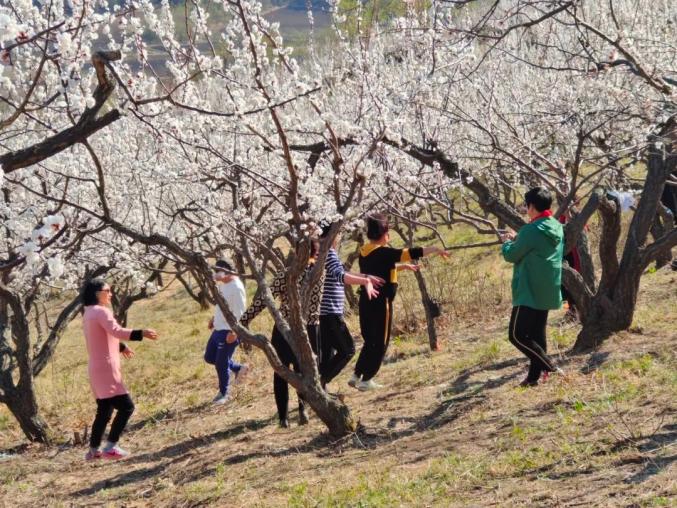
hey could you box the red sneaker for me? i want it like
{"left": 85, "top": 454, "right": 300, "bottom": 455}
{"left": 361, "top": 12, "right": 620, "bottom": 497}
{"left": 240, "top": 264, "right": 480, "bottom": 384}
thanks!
{"left": 85, "top": 449, "right": 102, "bottom": 461}
{"left": 541, "top": 371, "right": 550, "bottom": 382}
{"left": 102, "top": 446, "right": 130, "bottom": 460}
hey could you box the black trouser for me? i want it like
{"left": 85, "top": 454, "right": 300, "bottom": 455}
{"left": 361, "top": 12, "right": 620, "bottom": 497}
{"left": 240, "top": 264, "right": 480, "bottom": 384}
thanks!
{"left": 271, "top": 325, "right": 319, "bottom": 422}
{"left": 89, "top": 394, "right": 135, "bottom": 448}
{"left": 354, "top": 294, "right": 393, "bottom": 381}
{"left": 508, "top": 306, "right": 556, "bottom": 383}
{"left": 319, "top": 314, "right": 356, "bottom": 384}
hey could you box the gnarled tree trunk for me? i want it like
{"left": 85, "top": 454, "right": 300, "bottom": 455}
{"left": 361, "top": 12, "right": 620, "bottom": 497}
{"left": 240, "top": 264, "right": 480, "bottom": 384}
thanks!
{"left": 413, "top": 269, "right": 439, "bottom": 351}
{"left": 568, "top": 121, "right": 677, "bottom": 351}
{"left": 2, "top": 383, "right": 50, "bottom": 443}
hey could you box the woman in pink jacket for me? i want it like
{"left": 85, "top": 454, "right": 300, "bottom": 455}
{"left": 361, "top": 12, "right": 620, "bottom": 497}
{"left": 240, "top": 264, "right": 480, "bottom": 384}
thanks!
{"left": 81, "top": 278, "right": 158, "bottom": 460}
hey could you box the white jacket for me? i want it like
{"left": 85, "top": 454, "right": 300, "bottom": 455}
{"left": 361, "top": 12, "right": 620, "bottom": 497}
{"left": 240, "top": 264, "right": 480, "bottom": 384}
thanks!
{"left": 213, "top": 278, "right": 246, "bottom": 331}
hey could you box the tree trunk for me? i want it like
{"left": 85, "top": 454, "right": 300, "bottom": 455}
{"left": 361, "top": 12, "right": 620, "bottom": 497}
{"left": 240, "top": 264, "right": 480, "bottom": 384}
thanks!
{"left": 297, "top": 380, "right": 357, "bottom": 436}
{"left": 576, "top": 231, "right": 596, "bottom": 290}
{"left": 573, "top": 283, "right": 637, "bottom": 352}
{"left": 413, "top": 269, "right": 439, "bottom": 350}
{"left": 3, "top": 385, "right": 50, "bottom": 443}
{"left": 574, "top": 120, "right": 676, "bottom": 351}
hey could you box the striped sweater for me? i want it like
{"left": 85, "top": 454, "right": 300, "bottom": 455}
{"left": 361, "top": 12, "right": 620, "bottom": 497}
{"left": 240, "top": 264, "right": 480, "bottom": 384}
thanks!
{"left": 320, "top": 248, "right": 346, "bottom": 316}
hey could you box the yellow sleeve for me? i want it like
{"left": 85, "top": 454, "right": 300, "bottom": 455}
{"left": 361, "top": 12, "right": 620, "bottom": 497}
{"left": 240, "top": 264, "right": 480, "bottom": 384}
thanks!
{"left": 399, "top": 249, "right": 412, "bottom": 262}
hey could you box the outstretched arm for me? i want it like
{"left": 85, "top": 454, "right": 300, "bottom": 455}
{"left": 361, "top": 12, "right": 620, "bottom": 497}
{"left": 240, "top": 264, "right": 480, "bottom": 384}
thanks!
{"left": 344, "top": 272, "right": 382, "bottom": 299}
{"left": 239, "top": 270, "right": 285, "bottom": 328}
{"left": 98, "top": 308, "right": 157, "bottom": 342}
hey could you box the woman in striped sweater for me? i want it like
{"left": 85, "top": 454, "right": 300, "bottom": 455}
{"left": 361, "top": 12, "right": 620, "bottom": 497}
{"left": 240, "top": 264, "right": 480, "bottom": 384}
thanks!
{"left": 319, "top": 225, "right": 384, "bottom": 388}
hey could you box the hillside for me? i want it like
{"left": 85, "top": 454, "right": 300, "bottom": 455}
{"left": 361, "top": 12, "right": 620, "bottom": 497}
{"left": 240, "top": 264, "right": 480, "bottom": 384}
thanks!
{"left": 0, "top": 244, "right": 674, "bottom": 506}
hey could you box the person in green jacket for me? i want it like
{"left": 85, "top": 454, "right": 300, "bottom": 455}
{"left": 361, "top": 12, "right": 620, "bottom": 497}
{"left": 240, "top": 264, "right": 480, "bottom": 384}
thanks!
{"left": 500, "top": 187, "right": 564, "bottom": 387}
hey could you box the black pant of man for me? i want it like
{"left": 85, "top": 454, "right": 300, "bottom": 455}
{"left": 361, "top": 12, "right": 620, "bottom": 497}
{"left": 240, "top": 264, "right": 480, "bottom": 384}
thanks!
{"left": 508, "top": 306, "right": 557, "bottom": 384}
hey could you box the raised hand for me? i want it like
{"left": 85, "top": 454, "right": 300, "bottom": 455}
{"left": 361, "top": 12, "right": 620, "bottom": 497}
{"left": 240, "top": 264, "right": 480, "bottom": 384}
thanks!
{"left": 143, "top": 329, "right": 159, "bottom": 340}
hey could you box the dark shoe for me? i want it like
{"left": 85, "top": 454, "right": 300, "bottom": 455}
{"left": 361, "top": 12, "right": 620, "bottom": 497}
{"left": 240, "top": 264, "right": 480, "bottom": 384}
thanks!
{"left": 519, "top": 377, "right": 539, "bottom": 388}
{"left": 299, "top": 407, "right": 309, "bottom": 425}
{"left": 279, "top": 419, "right": 290, "bottom": 428}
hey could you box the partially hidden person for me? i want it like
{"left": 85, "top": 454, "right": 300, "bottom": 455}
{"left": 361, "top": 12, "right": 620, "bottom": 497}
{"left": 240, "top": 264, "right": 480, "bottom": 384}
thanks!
{"left": 204, "top": 259, "right": 249, "bottom": 405}
{"left": 238, "top": 239, "right": 325, "bottom": 428}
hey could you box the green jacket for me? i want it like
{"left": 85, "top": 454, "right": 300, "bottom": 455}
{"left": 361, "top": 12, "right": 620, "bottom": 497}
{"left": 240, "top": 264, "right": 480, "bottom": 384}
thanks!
{"left": 501, "top": 216, "right": 564, "bottom": 310}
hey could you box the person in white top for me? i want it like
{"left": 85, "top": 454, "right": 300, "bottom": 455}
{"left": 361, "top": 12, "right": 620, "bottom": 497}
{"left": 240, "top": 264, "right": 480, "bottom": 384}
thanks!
{"left": 204, "top": 259, "right": 249, "bottom": 404}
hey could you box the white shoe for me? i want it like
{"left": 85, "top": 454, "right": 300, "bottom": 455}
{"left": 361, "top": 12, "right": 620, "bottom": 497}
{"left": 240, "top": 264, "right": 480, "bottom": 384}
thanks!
{"left": 234, "top": 364, "right": 250, "bottom": 385}
{"left": 348, "top": 374, "right": 360, "bottom": 389}
{"left": 213, "top": 393, "right": 230, "bottom": 405}
{"left": 357, "top": 379, "right": 383, "bottom": 391}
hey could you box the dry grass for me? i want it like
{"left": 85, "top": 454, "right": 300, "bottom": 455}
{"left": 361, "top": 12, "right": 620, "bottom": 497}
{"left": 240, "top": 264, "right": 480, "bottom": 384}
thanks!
{"left": 0, "top": 236, "right": 675, "bottom": 507}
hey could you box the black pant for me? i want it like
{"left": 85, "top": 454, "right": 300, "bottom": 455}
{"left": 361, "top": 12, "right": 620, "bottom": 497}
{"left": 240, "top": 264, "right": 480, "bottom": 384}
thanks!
{"left": 355, "top": 294, "right": 393, "bottom": 381}
{"left": 508, "top": 306, "right": 556, "bottom": 382}
{"left": 89, "top": 394, "right": 135, "bottom": 448}
{"left": 271, "top": 325, "right": 319, "bottom": 422}
{"left": 319, "top": 314, "right": 356, "bottom": 384}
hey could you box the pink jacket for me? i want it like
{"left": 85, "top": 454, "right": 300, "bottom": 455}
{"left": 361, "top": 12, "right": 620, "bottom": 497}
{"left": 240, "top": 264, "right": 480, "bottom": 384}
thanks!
{"left": 83, "top": 305, "right": 133, "bottom": 399}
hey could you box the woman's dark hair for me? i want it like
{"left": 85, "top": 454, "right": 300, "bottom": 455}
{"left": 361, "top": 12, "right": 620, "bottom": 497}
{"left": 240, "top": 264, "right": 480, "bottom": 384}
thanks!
{"left": 366, "top": 213, "right": 389, "bottom": 240}
{"left": 81, "top": 278, "right": 107, "bottom": 306}
{"left": 524, "top": 187, "right": 553, "bottom": 212}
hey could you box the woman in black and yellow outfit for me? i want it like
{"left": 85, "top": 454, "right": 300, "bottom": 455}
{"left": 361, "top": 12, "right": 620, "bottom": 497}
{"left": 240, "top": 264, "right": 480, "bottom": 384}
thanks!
{"left": 349, "top": 214, "right": 448, "bottom": 391}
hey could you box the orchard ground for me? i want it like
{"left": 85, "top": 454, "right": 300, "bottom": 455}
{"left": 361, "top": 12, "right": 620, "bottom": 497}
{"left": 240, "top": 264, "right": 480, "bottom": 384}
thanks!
{"left": 0, "top": 246, "right": 675, "bottom": 507}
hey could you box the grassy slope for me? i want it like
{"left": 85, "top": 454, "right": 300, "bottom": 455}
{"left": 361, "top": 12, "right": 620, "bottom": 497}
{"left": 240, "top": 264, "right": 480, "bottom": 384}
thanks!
{"left": 0, "top": 239, "right": 675, "bottom": 507}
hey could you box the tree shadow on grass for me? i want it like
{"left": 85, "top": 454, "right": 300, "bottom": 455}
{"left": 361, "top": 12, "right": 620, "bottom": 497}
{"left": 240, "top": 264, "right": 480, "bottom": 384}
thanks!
{"left": 71, "top": 369, "right": 502, "bottom": 498}
{"left": 622, "top": 453, "right": 676, "bottom": 484}
{"left": 383, "top": 345, "right": 433, "bottom": 366}
{"left": 70, "top": 351, "right": 585, "bottom": 497}
{"left": 71, "top": 417, "right": 274, "bottom": 498}
{"left": 0, "top": 442, "right": 30, "bottom": 456}
{"left": 613, "top": 422, "right": 677, "bottom": 484}
{"left": 357, "top": 359, "right": 531, "bottom": 449}
{"left": 125, "top": 401, "right": 213, "bottom": 433}
{"left": 520, "top": 423, "right": 677, "bottom": 485}
{"left": 159, "top": 431, "right": 336, "bottom": 489}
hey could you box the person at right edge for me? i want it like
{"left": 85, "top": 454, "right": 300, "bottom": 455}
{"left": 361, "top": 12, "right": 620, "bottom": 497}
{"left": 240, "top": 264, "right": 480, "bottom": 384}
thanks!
{"left": 500, "top": 187, "right": 565, "bottom": 387}
{"left": 349, "top": 213, "right": 448, "bottom": 391}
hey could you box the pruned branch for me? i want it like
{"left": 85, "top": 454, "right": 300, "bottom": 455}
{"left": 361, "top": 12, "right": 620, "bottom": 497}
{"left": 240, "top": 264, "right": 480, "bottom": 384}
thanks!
{"left": 0, "top": 50, "right": 122, "bottom": 173}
